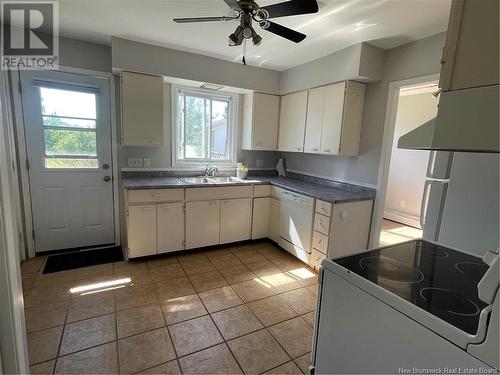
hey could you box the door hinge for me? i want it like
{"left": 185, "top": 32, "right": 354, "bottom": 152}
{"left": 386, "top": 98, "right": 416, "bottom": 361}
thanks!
{"left": 25, "top": 159, "right": 30, "bottom": 170}
{"left": 31, "top": 229, "right": 35, "bottom": 240}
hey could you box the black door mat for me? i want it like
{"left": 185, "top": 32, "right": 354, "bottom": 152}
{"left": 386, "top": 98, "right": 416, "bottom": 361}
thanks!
{"left": 43, "top": 246, "right": 123, "bottom": 274}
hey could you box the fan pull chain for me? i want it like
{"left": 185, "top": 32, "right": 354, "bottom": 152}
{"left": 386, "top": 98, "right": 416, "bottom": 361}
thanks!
{"left": 242, "top": 39, "right": 247, "bottom": 65}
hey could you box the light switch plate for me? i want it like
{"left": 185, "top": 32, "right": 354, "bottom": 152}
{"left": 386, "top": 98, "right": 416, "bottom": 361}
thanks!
{"left": 128, "top": 158, "right": 143, "bottom": 168}
{"left": 143, "top": 158, "right": 151, "bottom": 168}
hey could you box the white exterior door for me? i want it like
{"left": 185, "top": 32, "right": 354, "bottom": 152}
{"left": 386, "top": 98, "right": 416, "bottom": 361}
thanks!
{"left": 20, "top": 70, "right": 114, "bottom": 253}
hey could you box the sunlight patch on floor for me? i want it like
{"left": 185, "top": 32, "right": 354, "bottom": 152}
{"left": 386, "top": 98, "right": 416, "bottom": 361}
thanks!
{"left": 379, "top": 219, "right": 422, "bottom": 246}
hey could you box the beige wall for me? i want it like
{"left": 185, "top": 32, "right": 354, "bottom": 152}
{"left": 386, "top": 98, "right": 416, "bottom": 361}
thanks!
{"left": 384, "top": 92, "right": 438, "bottom": 225}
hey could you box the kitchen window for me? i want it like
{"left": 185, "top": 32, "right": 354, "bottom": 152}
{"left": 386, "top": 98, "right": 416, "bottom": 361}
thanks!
{"left": 172, "top": 86, "right": 238, "bottom": 166}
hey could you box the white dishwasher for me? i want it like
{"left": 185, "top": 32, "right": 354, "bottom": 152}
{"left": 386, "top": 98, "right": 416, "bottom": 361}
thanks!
{"left": 279, "top": 191, "right": 314, "bottom": 254}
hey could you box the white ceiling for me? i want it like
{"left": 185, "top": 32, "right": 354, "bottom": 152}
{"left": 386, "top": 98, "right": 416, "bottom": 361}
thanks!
{"left": 58, "top": 0, "right": 451, "bottom": 71}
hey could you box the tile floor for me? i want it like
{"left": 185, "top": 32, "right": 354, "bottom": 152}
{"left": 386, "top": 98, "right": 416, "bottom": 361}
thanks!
{"left": 21, "top": 242, "right": 318, "bottom": 374}
{"left": 379, "top": 219, "right": 423, "bottom": 246}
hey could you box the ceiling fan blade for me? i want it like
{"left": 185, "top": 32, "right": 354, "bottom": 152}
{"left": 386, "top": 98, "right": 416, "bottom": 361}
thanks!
{"left": 260, "top": 21, "right": 306, "bottom": 43}
{"left": 260, "top": 0, "right": 318, "bottom": 19}
{"left": 222, "top": 0, "right": 241, "bottom": 11}
{"left": 173, "top": 16, "right": 236, "bottom": 23}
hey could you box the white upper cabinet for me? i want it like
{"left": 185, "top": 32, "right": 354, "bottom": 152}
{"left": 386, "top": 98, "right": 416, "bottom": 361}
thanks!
{"left": 121, "top": 71, "right": 164, "bottom": 147}
{"left": 304, "top": 81, "right": 365, "bottom": 156}
{"left": 439, "top": 0, "right": 499, "bottom": 91}
{"left": 304, "top": 86, "right": 325, "bottom": 153}
{"left": 278, "top": 91, "right": 308, "bottom": 152}
{"left": 242, "top": 92, "right": 280, "bottom": 150}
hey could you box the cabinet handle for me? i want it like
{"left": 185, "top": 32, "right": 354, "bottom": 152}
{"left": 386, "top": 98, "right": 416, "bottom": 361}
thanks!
{"left": 323, "top": 149, "right": 331, "bottom": 153}
{"left": 296, "top": 147, "right": 302, "bottom": 151}
{"left": 312, "top": 148, "right": 318, "bottom": 152}
{"left": 142, "top": 207, "right": 154, "bottom": 211}
{"left": 209, "top": 201, "right": 217, "bottom": 206}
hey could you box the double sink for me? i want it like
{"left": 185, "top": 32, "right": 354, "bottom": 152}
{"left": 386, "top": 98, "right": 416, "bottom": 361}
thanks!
{"left": 179, "top": 176, "right": 257, "bottom": 185}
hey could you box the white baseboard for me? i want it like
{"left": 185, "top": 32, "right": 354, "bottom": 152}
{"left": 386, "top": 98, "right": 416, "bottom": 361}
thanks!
{"left": 383, "top": 209, "right": 421, "bottom": 229}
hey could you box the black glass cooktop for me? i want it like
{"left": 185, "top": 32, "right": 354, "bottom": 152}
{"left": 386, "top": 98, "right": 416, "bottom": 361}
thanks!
{"left": 334, "top": 239, "right": 489, "bottom": 334}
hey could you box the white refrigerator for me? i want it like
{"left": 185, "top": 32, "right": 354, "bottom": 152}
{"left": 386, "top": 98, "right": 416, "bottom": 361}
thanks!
{"left": 421, "top": 151, "right": 500, "bottom": 257}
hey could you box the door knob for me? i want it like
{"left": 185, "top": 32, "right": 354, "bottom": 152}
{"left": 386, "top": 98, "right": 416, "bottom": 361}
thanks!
{"left": 104, "top": 175, "right": 112, "bottom": 182}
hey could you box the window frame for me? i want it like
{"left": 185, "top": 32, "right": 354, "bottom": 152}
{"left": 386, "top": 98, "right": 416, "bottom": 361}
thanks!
{"left": 171, "top": 85, "right": 239, "bottom": 168}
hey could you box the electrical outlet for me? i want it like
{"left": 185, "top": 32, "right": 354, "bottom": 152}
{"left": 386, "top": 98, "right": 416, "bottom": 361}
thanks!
{"left": 400, "top": 200, "right": 406, "bottom": 208}
{"left": 143, "top": 158, "right": 151, "bottom": 168}
{"left": 128, "top": 158, "right": 143, "bottom": 168}
{"left": 256, "top": 159, "right": 264, "bottom": 168}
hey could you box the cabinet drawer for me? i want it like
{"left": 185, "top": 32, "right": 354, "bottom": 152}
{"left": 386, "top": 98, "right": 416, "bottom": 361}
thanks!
{"left": 309, "top": 248, "right": 327, "bottom": 271}
{"left": 128, "top": 189, "right": 184, "bottom": 203}
{"left": 312, "top": 231, "right": 329, "bottom": 255}
{"left": 254, "top": 184, "right": 271, "bottom": 197}
{"left": 270, "top": 186, "right": 284, "bottom": 200}
{"left": 314, "top": 213, "right": 331, "bottom": 235}
{"left": 186, "top": 186, "right": 252, "bottom": 201}
{"left": 315, "top": 200, "right": 332, "bottom": 216}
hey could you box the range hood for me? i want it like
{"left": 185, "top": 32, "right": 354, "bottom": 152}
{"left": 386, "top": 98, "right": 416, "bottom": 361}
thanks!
{"left": 398, "top": 84, "right": 499, "bottom": 153}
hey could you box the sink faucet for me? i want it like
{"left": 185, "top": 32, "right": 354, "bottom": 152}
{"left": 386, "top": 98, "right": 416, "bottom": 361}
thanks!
{"left": 204, "top": 164, "right": 218, "bottom": 178}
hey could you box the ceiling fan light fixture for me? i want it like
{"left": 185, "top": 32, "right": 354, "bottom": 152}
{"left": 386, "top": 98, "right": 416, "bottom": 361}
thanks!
{"left": 229, "top": 25, "right": 244, "bottom": 46}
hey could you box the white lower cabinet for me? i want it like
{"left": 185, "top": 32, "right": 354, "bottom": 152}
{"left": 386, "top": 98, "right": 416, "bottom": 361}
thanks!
{"left": 157, "top": 202, "right": 185, "bottom": 254}
{"left": 220, "top": 198, "right": 251, "bottom": 244}
{"left": 128, "top": 205, "right": 157, "bottom": 257}
{"left": 186, "top": 200, "right": 220, "bottom": 249}
{"left": 252, "top": 197, "right": 270, "bottom": 239}
{"left": 269, "top": 197, "right": 281, "bottom": 243}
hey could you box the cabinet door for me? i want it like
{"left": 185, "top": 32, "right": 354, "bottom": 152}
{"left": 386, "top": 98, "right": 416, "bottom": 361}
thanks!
{"left": 330, "top": 200, "right": 373, "bottom": 258}
{"left": 269, "top": 197, "right": 281, "bottom": 243}
{"left": 128, "top": 205, "right": 157, "bottom": 258}
{"left": 253, "top": 93, "right": 280, "bottom": 150}
{"left": 339, "top": 81, "right": 365, "bottom": 155}
{"left": 252, "top": 197, "right": 270, "bottom": 239}
{"left": 186, "top": 201, "right": 220, "bottom": 249}
{"left": 304, "top": 86, "right": 325, "bottom": 153}
{"left": 220, "top": 198, "right": 251, "bottom": 244}
{"left": 157, "top": 203, "right": 185, "bottom": 254}
{"left": 121, "top": 72, "right": 164, "bottom": 147}
{"left": 278, "top": 91, "right": 308, "bottom": 152}
{"left": 320, "top": 82, "right": 345, "bottom": 155}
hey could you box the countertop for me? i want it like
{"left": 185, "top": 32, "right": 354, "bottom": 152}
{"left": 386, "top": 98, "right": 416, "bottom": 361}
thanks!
{"left": 122, "top": 176, "right": 375, "bottom": 204}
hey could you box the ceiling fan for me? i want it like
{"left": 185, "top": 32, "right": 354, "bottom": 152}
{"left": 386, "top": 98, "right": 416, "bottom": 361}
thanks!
{"left": 173, "top": 0, "right": 319, "bottom": 47}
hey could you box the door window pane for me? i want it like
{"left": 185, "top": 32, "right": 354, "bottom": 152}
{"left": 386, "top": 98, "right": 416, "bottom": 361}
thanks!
{"left": 40, "top": 87, "right": 96, "bottom": 119}
{"left": 45, "top": 158, "right": 99, "bottom": 169}
{"left": 44, "top": 129, "right": 97, "bottom": 156}
{"left": 43, "top": 116, "right": 96, "bottom": 129}
{"left": 39, "top": 86, "right": 98, "bottom": 169}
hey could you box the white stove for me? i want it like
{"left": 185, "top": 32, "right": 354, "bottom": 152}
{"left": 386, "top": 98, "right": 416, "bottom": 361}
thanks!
{"left": 310, "top": 239, "right": 499, "bottom": 374}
